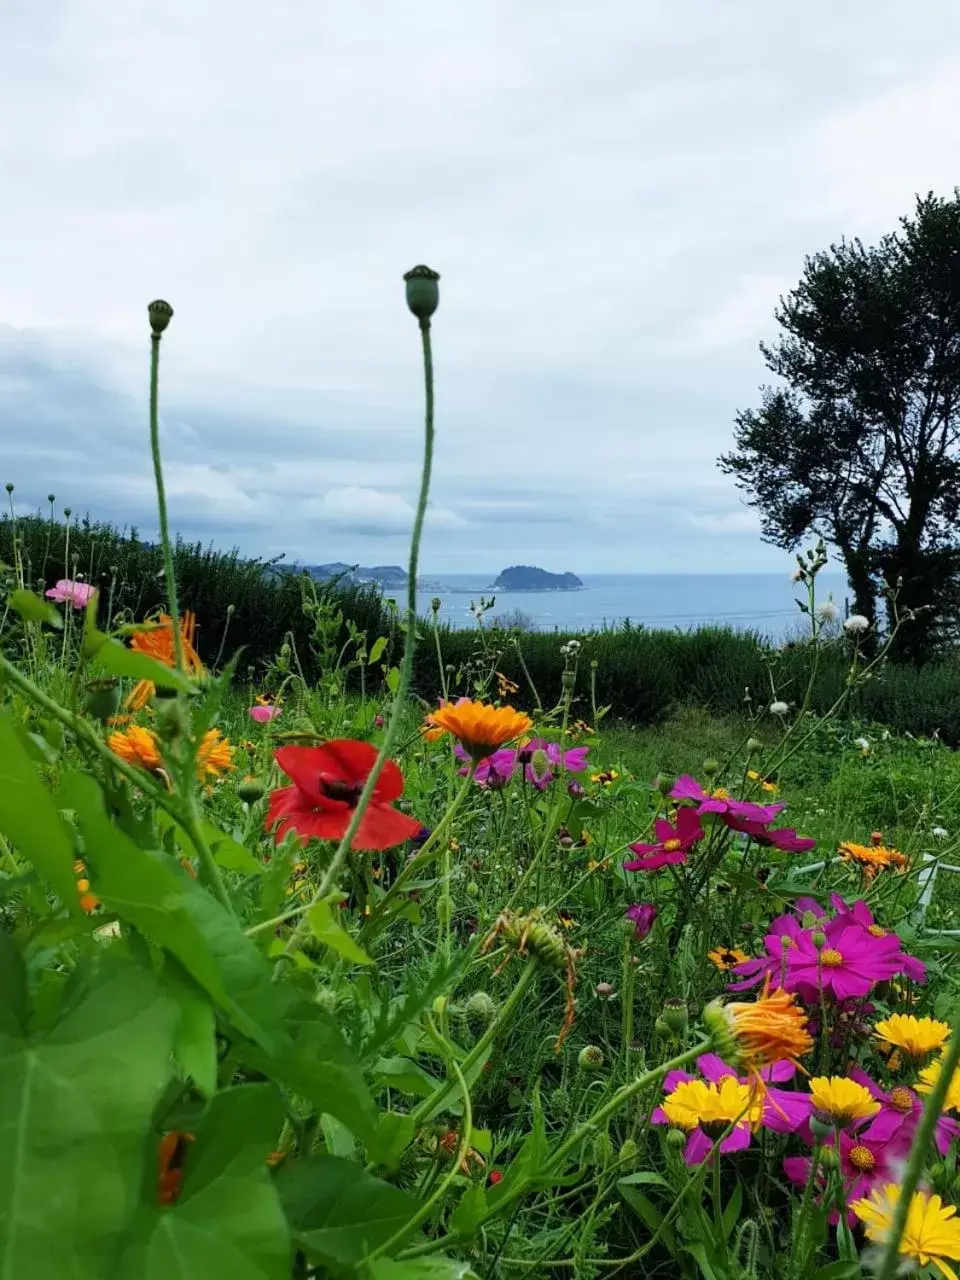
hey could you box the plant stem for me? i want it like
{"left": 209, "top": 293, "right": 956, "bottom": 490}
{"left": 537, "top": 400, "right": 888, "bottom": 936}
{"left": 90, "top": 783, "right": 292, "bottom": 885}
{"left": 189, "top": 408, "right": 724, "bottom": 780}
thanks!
{"left": 148, "top": 331, "right": 185, "bottom": 674}
{"left": 876, "top": 1030, "right": 960, "bottom": 1280}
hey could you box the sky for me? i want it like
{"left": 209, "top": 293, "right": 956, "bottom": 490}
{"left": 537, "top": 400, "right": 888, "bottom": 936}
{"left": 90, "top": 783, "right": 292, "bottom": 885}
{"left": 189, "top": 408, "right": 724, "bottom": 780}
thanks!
{"left": 3, "top": 1, "right": 960, "bottom": 575}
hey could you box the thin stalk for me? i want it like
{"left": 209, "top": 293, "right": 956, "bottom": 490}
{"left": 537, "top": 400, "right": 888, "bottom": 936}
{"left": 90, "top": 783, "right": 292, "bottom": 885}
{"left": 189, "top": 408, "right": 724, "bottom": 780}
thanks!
{"left": 148, "top": 330, "right": 185, "bottom": 675}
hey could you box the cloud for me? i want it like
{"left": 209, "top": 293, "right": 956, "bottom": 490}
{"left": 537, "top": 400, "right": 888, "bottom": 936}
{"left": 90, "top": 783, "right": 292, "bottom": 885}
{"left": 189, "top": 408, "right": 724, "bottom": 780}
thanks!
{"left": 686, "top": 510, "right": 762, "bottom": 535}
{"left": 303, "top": 487, "right": 466, "bottom": 536}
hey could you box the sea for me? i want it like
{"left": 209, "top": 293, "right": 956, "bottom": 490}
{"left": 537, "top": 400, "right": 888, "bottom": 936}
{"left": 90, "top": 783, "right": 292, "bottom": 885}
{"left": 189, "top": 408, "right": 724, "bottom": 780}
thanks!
{"left": 400, "top": 573, "right": 851, "bottom": 639}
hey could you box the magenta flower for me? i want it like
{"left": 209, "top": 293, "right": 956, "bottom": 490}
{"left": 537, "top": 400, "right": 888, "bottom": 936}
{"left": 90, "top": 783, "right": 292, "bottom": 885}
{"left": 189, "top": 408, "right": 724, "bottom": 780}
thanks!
{"left": 728, "top": 913, "right": 807, "bottom": 991}
{"left": 249, "top": 704, "right": 282, "bottom": 724}
{"left": 783, "top": 923, "right": 903, "bottom": 1001}
{"left": 670, "top": 774, "right": 785, "bottom": 825}
{"left": 455, "top": 739, "right": 588, "bottom": 791}
{"left": 726, "top": 815, "right": 816, "bottom": 853}
{"left": 784, "top": 1129, "right": 909, "bottom": 1222}
{"left": 625, "top": 902, "right": 657, "bottom": 939}
{"left": 827, "top": 897, "right": 927, "bottom": 984}
{"left": 45, "top": 578, "right": 96, "bottom": 609}
{"left": 624, "top": 806, "right": 704, "bottom": 872}
{"left": 849, "top": 1067, "right": 960, "bottom": 1156}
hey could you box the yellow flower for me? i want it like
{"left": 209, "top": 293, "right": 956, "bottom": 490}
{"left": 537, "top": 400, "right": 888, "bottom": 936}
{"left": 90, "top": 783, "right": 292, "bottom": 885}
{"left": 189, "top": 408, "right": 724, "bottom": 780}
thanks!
{"left": 746, "top": 770, "right": 778, "bottom": 794}
{"left": 851, "top": 1184, "right": 960, "bottom": 1280}
{"left": 708, "top": 947, "right": 750, "bottom": 971}
{"left": 590, "top": 769, "right": 619, "bottom": 787}
{"left": 125, "top": 612, "right": 203, "bottom": 710}
{"left": 424, "top": 700, "right": 533, "bottom": 759}
{"left": 661, "top": 1077, "right": 761, "bottom": 1132}
{"left": 73, "top": 859, "right": 99, "bottom": 914}
{"left": 809, "top": 1076, "right": 881, "bottom": 1126}
{"left": 707, "top": 979, "right": 813, "bottom": 1076}
{"left": 916, "top": 1057, "right": 960, "bottom": 1114}
{"left": 107, "top": 724, "right": 163, "bottom": 773}
{"left": 875, "top": 1014, "right": 952, "bottom": 1062}
{"left": 195, "top": 729, "right": 236, "bottom": 782}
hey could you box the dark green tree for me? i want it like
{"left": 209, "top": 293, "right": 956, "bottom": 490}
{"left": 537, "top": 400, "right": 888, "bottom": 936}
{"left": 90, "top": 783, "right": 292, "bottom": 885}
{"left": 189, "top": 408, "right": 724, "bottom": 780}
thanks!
{"left": 721, "top": 192, "right": 960, "bottom": 661}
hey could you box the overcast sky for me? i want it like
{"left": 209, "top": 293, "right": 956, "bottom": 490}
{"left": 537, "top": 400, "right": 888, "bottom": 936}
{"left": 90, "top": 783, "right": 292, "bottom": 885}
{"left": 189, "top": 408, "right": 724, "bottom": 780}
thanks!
{"left": 2, "top": 1, "right": 960, "bottom": 574}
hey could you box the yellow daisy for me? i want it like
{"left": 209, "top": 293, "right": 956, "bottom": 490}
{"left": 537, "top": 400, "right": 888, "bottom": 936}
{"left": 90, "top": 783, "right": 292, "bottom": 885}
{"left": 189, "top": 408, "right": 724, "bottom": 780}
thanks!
{"left": 809, "top": 1076, "right": 881, "bottom": 1127}
{"left": 916, "top": 1057, "right": 960, "bottom": 1114}
{"left": 195, "top": 728, "right": 236, "bottom": 782}
{"left": 875, "top": 1014, "right": 952, "bottom": 1062}
{"left": 851, "top": 1184, "right": 960, "bottom": 1280}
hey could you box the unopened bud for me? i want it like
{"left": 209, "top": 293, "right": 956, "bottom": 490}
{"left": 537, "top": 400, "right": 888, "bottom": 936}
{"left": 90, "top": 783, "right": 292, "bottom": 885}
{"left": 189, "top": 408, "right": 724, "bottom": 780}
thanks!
{"left": 403, "top": 264, "right": 441, "bottom": 322}
{"left": 702, "top": 759, "right": 720, "bottom": 776}
{"left": 594, "top": 982, "right": 615, "bottom": 1000}
{"left": 148, "top": 299, "right": 174, "bottom": 335}
{"left": 811, "top": 931, "right": 826, "bottom": 949}
{"left": 661, "top": 998, "right": 688, "bottom": 1034}
{"left": 431, "top": 596, "right": 442, "bottom": 613}
{"left": 870, "top": 831, "right": 884, "bottom": 846}
{"left": 465, "top": 990, "right": 497, "bottom": 1037}
{"left": 655, "top": 774, "right": 675, "bottom": 795}
{"left": 567, "top": 780, "right": 585, "bottom": 799}
{"left": 84, "top": 678, "right": 120, "bottom": 724}
{"left": 155, "top": 696, "right": 190, "bottom": 742}
{"left": 618, "top": 1138, "right": 639, "bottom": 1166}
{"left": 818, "top": 1144, "right": 839, "bottom": 1169}
{"left": 578, "top": 1044, "right": 604, "bottom": 1072}
{"left": 666, "top": 1127, "right": 686, "bottom": 1149}
{"left": 746, "top": 738, "right": 763, "bottom": 754}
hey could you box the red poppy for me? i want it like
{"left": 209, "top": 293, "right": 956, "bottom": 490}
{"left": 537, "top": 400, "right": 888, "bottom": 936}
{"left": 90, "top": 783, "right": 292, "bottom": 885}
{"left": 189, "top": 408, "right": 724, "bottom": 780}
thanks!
{"left": 488, "top": 1169, "right": 503, "bottom": 1185}
{"left": 266, "top": 739, "right": 421, "bottom": 851}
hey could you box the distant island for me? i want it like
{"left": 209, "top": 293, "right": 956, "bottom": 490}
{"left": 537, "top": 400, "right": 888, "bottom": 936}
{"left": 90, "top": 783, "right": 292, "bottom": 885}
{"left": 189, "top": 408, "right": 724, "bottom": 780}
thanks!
{"left": 492, "top": 565, "right": 584, "bottom": 592}
{"left": 306, "top": 563, "right": 408, "bottom": 587}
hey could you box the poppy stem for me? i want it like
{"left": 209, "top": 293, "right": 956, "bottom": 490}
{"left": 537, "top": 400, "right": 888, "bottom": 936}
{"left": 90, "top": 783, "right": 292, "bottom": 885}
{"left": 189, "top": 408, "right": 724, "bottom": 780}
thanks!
{"left": 875, "top": 1029, "right": 960, "bottom": 1280}
{"left": 148, "top": 321, "right": 185, "bottom": 675}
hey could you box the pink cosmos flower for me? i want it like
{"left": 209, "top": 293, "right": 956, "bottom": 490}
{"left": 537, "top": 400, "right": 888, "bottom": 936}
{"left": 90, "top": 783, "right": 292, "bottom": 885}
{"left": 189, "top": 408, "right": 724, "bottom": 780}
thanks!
{"left": 653, "top": 1053, "right": 811, "bottom": 1165}
{"left": 45, "top": 578, "right": 96, "bottom": 609}
{"left": 726, "top": 815, "right": 816, "bottom": 853}
{"left": 249, "top": 704, "right": 282, "bottom": 724}
{"left": 728, "top": 913, "right": 808, "bottom": 991}
{"left": 455, "top": 739, "right": 589, "bottom": 791}
{"left": 624, "top": 806, "right": 704, "bottom": 872}
{"left": 670, "top": 775, "right": 786, "bottom": 825}
{"left": 850, "top": 1066, "right": 960, "bottom": 1156}
{"left": 784, "top": 1130, "right": 909, "bottom": 1222}
{"left": 625, "top": 902, "right": 657, "bottom": 939}
{"left": 828, "top": 896, "right": 927, "bottom": 984}
{"left": 783, "top": 924, "right": 903, "bottom": 1001}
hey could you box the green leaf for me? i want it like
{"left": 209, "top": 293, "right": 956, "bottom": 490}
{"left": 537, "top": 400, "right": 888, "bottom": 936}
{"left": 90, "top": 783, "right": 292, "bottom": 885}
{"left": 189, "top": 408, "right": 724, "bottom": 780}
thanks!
{"left": 0, "top": 709, "right": 78, "bottom": 908}
{"left": 449, "top": 1183, "right": 487, "bottom": 1238}
{"left": 61, "top": 771, "right": 288, "bottom": 1054}
{"left": 721, "top": 1181, "right": 742, "bottom": 1241}
{"left": 307, "top": 899, "right": 374, "bottom": 966}
{"left": 618, "top": 1171, "right": 670, "bottom": 1189}
{"left": 9, "top": 588, "right": 62, "bottom": 628}
{"left": 681, "top": 1242, "right": 723, "bottom": 1280}
{"left": 369, "top": 636, "right": 388, "bottom": 665}
{"left": 165, "top": 963, "right": 218, "bottom": 1097}
{"left": 201, "top": 822, "right": 263, "bottom": 877}
{"left": 275, "top": 1155, "right": 418, "bottom": 1269}
{"left": 369, "top": 1259, "right": 478, "bottom": 1280}
{"left": 84, "top": 628, "right": 195, "bottom": 693}
{"left": 374, "top": 1056, "right": 442, "bottom": 1098}
{"left": 0, "top": 956, "right": 178, "bottom": 1279}
{"left": 618, "top": 1185, "right": 677, "bottom": 1255}
{"left": 387, "top": 666, "right": 401, "bottom": 695}
{"left": 813, "top": 1264, "right": 863, "bottom": 1280}
{"left": 367, "top": 1112, "right": 415, "bottom": 1171}
{"left": 118, "top": 1085, "right": 290, "bottom": 1280}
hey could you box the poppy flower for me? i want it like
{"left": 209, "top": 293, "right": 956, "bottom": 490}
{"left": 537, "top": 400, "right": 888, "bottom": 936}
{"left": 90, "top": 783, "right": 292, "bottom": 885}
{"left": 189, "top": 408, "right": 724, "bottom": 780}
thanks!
{"left": 249, "top": 704, "right": 282, "bottom": 724}
{"left": 624, "top": 806, "right": 704, "bottom": 871}
{"left": 46, "top": 578, "right": 97, "bottom": 609}
{"left": 670, "top": 775, "right": 785, "bottom": 825}
{"left": 266, "top": 740, "right": 421, "bottom": 851}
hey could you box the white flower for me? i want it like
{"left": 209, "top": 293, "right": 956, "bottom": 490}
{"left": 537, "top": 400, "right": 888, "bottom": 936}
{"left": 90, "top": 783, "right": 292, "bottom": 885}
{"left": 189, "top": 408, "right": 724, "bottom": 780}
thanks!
{"left": 855, "top": 737, "right": 870, "bottom": 752}
{"left": 844, "top": 614, "right": 870, "bottom": 633}
{"left": 769, "top": 700, "right": 790, "bottom": 715}
{"left": 932, "top": 826, "right": 949, "bottom": 840}
{"left": 817, "top": 600, "right": 839, "bottom": 622}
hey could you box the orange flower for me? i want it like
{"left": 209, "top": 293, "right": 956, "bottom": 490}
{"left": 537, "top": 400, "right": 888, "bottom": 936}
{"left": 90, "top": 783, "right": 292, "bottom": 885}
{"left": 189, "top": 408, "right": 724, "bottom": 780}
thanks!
{"left": 107, "top": 724, "right": 163, "bottom": 773}
{"left": 195, "top": 728, "right": 235, "bottom": 782}
{"left": 157, "top": 1131, "right": 195, "bottom": 1205}
{"left": 839, "top": 840, "right": 908, "bottom": 877}
{"left": 74, "top": 859, "right": 99, "bottom": 913}
{"left": 424, "top": 699, "right": 533, "bottom": 759}
{"left": 706, "top": 979, "right": 813, "bottom": 1076}
{"left": 125, "top": 612, "right": 203, "bottom": 710}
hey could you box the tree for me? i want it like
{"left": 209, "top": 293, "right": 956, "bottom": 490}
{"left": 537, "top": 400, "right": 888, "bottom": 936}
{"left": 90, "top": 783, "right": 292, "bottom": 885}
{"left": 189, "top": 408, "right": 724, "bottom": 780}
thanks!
{"left": 721, "top": 192, "right": 960, "bottom": 661}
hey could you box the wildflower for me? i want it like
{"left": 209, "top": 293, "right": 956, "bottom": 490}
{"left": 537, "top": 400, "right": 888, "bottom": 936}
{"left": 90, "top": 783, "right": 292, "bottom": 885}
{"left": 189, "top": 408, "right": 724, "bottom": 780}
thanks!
{"left": 625, "top": 902, "right": 657, "bottom": 939}
{"left": 195, "top": 729, "right": 235, "bottom": 781}
{"left": 746, "top": 769, "right": 779, "bottom": 794}
{"left": 671, "top": 775, "right": 785, "bottom": 825}
{"left": 917, "top": 1058, "right": 960, "bottom": 1114}
{"left": 817, "top": 600, "right": 839, "bottom": 622}
{"left": 784, "top": 924, "right": 903, "bottom": 1001}
{"left": 726, "top": 816, "right": 816, "bottom": 852}
{"left": 708, "top": 946, "right": 749, "bottom": 971}
{"left": 851, "top": 1184, "right": 960, "bottom": 1279}
{"left": 769, "top": 700, "right": 789, "bottom": 715}
{"left": 844, "top": 614, "right": 870, "bottom": 633}
{"left": 425, "top": 699, "right": 533, "bottom": 759}
{"left": 590, "top": 769, "right": 619, "bottom": 787}
{"left": 624, "top": 806, "right": 704, "bottom": 872}
{"left": 875, "top": 1014, "right": 951, "bottom": 1062}
{"left": 830, "top": 898, "right": 926, "bottom": 983}
{"left": 567, "top": 779, "right": 586, "bottom": 799}
{"left": 855, "top": 736, "right": 870, "bottom": 752}
{"left": 488, "top": 1170, "right": 503, "bottom": 1186}
{"left": 249, "top": 704, "right": 281, "bottom": 724}
{"left": 374, "top": 713, "right": 385, "bottom": 729}
{"left": 785, "top": 1131, "right": 908, "bottom": 1214}
{"left": 706, "top": 979, "right": 813, "bottom": 1075}
{"left": 839, "top": 840, "right": 908, "bottom": 877}
{"left": 457, "top": 739, "right": 589, "bottom": 790}
{"left": 496, "top": 671, "right": 519, "bottom": 698}
{"left": 267, "top": 739, "right": 422, "bottom": 851}
{"left": 933, "top": 826, "right": 950, "bottom": 839}
{"left": 850, "top": 1067, "right": 960, "bottom": 1156}
{"left": 157, "top": 1131, "right": 195, "bottom": 1206}
{"left": 45, "top": 578, "right": 96, "bottom": 609}
{"left": 595, "top": 982, "right": 615, "bottom": 999}
{"left": 809, "top": 1076, "right": 881, "bottom": 1127}
{"left": 126, "top": 612, "right": 203, "bottom": 710}
{"left": 107, "top": 724, "right": 163, "bottom": 773}
{"left": 74, "top": 859, "right": 99, "bottom": 913}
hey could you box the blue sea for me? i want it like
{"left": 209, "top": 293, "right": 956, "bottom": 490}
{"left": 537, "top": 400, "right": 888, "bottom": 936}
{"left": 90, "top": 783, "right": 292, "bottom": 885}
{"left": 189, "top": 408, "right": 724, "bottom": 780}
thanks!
{"left": 401, "top": 573, "right": 850, "bottom": 638}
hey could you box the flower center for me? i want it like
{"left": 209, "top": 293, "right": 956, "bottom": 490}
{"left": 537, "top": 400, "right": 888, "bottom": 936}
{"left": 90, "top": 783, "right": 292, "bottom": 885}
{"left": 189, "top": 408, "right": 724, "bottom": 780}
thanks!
{"left": 319, "top": 777, "right": 363, "bottom": 806}
{"left": 663, "top": 838, "right": 682, "bottom": 852}
{"left": 888, "top": 1087, "right": 914, "bottom": 1112}
{"left": 848, "top": 1144, "right": 876, "bottom": 1171}
{"left": 711, "top": 788, "right": 730, "bottom": 800}
{"left": 820, "top": 948, "right": 844, "bottom": 968}
{"left": 868, "top": 924, "right": 887, "bottom": 937}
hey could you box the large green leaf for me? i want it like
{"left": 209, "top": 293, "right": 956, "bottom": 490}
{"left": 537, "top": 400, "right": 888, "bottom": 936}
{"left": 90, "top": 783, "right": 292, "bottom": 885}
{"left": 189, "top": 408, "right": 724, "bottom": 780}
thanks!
{"left": 8, "top": 589, "right": 62, "bottom": 629}
{"left": 118, "top": 1085, "right": 290, "bottom": 1280}
{"left": 0, "top": 710, "right": 78, "bottom": 908}
{"left": 163, "top": 963, "right": 217, "bottom": 1098}
{"left": 275, "top": 1155, "right": 418, "bottom": 1270}
{"left": 84, "top": 628, "right": 195, "bottom": 693}
{"left": 307, "top": 900, "right": 374, "bottom": 966}
{"left": 61, "top": 772, "right": 287, "bottom": 1053}
{"left": 0, "top": 952, "right": 177, "bottom": 1280}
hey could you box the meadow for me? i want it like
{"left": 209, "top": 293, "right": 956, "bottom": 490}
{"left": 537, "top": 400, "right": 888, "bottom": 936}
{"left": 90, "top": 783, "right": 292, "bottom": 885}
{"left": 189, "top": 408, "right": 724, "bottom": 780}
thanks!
{"left": 1, "top": 280, "right": 960, "bottom": 1280}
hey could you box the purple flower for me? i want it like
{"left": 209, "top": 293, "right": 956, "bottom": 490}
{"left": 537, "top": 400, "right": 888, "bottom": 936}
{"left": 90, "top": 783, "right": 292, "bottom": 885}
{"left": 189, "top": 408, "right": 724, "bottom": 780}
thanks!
{"left": 625, "top": 902, "right": 657, "bottom": 939}
{"left": 456, "top": 739, "right": 589, "bottom": 791}
{"left": 670, "top": 774, "right": 785, "bottom": 825}
{"left": 726, "top": 815, "right": 816, "bottom": 853}
{"left": 624, "top": 806, "right": 705, "bottom": 872}
{"left": 851, "top": 1066, "right": 960, "bottom": 1156}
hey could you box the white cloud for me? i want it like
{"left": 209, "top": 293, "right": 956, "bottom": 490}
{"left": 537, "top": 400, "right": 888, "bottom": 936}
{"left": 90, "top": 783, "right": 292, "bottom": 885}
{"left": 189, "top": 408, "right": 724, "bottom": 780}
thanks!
{"left": 686, "top": 510, "right": 762, "bottom": 534}
{"left": 304, "top": 487, "right": 465, "bottom": 534}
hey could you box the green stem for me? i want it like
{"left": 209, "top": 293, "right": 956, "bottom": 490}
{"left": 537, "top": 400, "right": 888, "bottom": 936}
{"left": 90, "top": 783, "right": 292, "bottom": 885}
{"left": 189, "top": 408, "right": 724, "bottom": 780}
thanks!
{"left": 789, "top": 1143, "right": 823, "bottom": 1280}
{"left": 280, "top": 316, "right": 436, "bottom": 952}
{"left": 148, "top": 332, "right": 185, "bottom": 675}
{"left": 876, "top": 1031, "right": 960, "bottom": 1280}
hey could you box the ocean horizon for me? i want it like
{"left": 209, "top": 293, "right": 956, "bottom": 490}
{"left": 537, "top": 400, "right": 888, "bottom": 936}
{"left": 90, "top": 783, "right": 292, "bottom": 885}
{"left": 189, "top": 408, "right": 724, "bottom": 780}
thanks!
{"left": 393, "top": 572, "right": 851, "bottom": 637}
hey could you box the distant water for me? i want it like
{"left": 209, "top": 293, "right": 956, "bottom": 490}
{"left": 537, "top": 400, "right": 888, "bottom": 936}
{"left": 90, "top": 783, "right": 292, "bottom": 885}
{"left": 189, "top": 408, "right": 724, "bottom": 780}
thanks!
{"left": 391, "top": 573, "right": 850, "bottom": 638}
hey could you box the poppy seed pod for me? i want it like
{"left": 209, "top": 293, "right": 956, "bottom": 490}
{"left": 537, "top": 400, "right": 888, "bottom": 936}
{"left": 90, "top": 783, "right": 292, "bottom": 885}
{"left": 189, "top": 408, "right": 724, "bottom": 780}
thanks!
{"left": 148, "top": 299, "right": 174, "bottom": 335}
{"left": 84, "top": 678, "right": 120, "bottom": 724}
{"left": 403, "top": 265, "right": 440, "bottom": 321}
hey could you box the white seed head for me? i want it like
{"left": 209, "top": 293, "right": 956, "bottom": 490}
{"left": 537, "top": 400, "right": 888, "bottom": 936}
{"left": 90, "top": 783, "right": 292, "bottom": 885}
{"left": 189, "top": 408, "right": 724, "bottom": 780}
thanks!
{"left": 844, "top": 614, "right": 870, "bottom": 633}
{"left": 932, "top": 826, "right": 949, "bottom": 839}
{"left": 769, "top": 700, "right": 789, "bottom": 716}
{"left": 817, "top": 600, "right": 839, "bottom": 622}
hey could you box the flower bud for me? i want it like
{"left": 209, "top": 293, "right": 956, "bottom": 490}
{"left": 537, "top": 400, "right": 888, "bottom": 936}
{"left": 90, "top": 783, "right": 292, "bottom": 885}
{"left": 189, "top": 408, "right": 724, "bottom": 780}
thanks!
{"left": 436, "top": 898, "right": 451, "bottom": 926}
{"left": 811, "top": 931, "right": 826, "bottom": 949}
{"left": 238, "top": 775, "right": 265, "bottom": 804}
{"left": 618, "top": 1138, "right": 639, "bottom": 1166}
{"left": 464, "top": 990, "right": 497, "bottom": 1038}
{"left": 870, "top": 831, "right": 884, "bottom": 846}
{"left": 84, "top": 678, "right": 120, "bottom": 724}
{"left": 148, "top": 299, "right": 174, "bottom": 335}
{"left": 666, "top": 1127, "right": 687, "bottom": 1149}
{"left": 591, "top": 1131, "right": 611, "bottom": 1167}
{"left": 567, "top": 779, "right": 585, "bottom": 799}
{"left": 578, "top": 1044, "right": 605, "bottom": 1072}
{"left": 431, "top": 596, "right": 442, "bottom": 613}
{"left": 818, "top": 1144, "right": 839, "bottom": 1169}
{"left": 702, "top": 759, "right": 721, "bottom": 777}
{"left": 746, "top": 738, "right": 763, "bottom": 754}
{"left": 403, "top": 265, "right": 441, "bottom": 321}
{"left": 594, "top": 982, "right": 615, "bottom": 1000}
{"left": 155, "top": 696, "right": 190, "bottom": 742}
{"left": 661, "top": 998, "right": 688, "bottom": 1034}
{"left": 374, "top": 714, "right": 385, "bottom": 729}
{"left": 47, "top": 492, "right": 55, "bottom": 504}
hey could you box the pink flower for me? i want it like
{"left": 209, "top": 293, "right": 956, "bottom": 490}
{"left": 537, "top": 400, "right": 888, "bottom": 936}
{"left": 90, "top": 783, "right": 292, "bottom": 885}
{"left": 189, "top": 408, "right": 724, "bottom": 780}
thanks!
{"left": 45, "top": 578, "right": 96, "bottom": 609}
{"left": 624, "top": 806, "right": 704, "bottom": 872}
{"left": 625, "top": 902, "right": 657, "bottom": 939}
{"left": 850, "top": 1067, "right": 960, "bottom": 1157}
{"left": 828, "top": 896, "right": 927, "bottom": 984}
{"left": 783, "top": 924, "right": 903, "bottom": 1001}
{"left": 726, "top": 815, "right": 816, "bottom": 853}
{"left": 455, "top": 739, "right": 589, "bottom": 791}
{"left": 728, "top": 913, "right": 807, "bottom": 991}
{"left": 784, "top": 1130, "right": 909, "bottom": 1222}
{"left": 670, "top": 774, "right": 785, "bottom": 825}
{"left": 249, "top": 704, "right": 282, "bottom": 724}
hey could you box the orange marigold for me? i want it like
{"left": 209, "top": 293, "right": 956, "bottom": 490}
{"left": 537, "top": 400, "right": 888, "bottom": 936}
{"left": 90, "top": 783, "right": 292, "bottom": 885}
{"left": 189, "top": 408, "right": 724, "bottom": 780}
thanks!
{"left": 839, "top": 840, "right": 908, "bottom": 877}
{"left": 107, "top": 724, "right": 163, "bottom": 773}
{"left": 424, "top": 699, "right": 533, "bottom": 759}
{"left": 706, "top": 978, "right": 813, "bottom": 1076}
{"left": 125, "top": 611, "right": 203, "bottom": 710}
{"left": 196, "top": 728, "right": 236, "bottom": 782}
